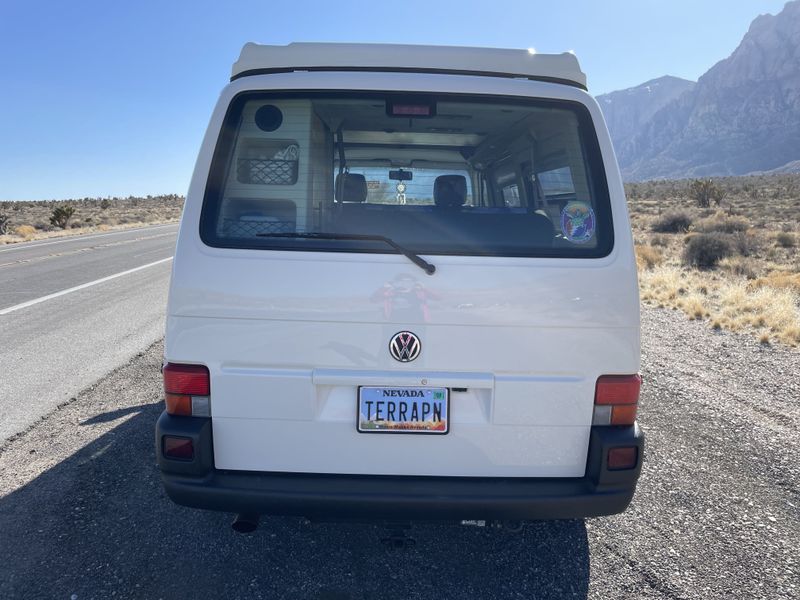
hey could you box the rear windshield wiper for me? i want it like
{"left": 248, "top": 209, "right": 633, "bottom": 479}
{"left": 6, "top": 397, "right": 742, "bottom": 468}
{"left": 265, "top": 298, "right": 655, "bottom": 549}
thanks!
{"left": 256, "top": 232, "right": 436, "bottom": 275}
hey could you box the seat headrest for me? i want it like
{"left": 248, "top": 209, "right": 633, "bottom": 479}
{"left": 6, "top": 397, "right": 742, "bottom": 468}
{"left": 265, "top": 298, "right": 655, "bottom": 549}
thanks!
{"left": 335, "top": 173, "right": 367, "bottom": 203}
{"left": 434, "top": 175, "right": 467, "bottom": 208}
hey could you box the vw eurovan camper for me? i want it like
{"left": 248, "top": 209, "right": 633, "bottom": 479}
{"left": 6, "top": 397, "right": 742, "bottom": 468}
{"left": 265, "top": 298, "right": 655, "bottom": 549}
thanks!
{"left": 156, "top": 43, "right": 643, "bottom": 526}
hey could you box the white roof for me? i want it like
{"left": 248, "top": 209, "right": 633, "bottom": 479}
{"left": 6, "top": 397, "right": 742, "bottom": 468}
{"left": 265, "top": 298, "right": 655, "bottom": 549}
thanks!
{"left": 232, "top": 42, "right": 587, "bottom": 89}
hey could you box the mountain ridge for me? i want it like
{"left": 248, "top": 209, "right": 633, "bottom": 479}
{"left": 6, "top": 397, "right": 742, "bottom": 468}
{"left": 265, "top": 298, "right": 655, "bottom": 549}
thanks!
{"left": 599, "top": 0, "right": 800, "bottom": 180}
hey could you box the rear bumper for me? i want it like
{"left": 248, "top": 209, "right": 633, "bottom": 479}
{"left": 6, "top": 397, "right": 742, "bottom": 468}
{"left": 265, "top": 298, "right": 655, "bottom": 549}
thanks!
{"left": 155, "top": 412, "right": 644, "bottom": 520}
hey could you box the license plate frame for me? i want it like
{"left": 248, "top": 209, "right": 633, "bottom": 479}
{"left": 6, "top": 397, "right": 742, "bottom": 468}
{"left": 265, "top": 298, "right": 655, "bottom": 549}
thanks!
{"left": 357, "top": 386, "right": 450, "bottom": 435}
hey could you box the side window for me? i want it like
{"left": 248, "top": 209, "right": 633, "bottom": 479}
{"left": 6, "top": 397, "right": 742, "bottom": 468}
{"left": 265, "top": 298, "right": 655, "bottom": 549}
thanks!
{"left": 501, "top": 184, "right": 521, "bottom": 207}
{"left": 537, "top": 166, "right": 575, "bottom": 197}
{"left": 494, "top": 163, "right": 522, "bottom": 207}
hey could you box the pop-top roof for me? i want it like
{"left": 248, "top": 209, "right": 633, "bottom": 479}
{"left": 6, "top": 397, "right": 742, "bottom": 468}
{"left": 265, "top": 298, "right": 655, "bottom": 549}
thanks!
{"left": 232, "top": 42, "right": 587, "bottom": 89}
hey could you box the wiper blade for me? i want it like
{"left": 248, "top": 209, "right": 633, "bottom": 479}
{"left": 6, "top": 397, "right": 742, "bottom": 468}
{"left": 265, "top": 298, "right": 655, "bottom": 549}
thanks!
{"left": 256, "top": 232, "right": 436, "bottom": 275}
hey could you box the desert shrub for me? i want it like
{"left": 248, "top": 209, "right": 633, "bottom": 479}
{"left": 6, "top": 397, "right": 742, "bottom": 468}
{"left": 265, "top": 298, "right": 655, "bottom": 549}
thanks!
{"left": 730, "top": 231, "right": 761, "bottom": 256}
{"left": 14, "top": 225, "right": 36, "bottom": 238}
{"left": 696, "top": 213, "right": 749, "bottom": 233}
{"left": 652, "top": 210, "right": 692, "bottom": 233}
{"left": 0, "top": 214, "right": 9, "bottom": 235}
{"left": 650, "top": 234, "right": 669, "bottom": 247}
{"left": 49, "top": 205, "right": 75, "bottom": 229}
{"left": 70, "top": 221, "right": 82, "bottom": 229}
{"left": 683, "top": 233, "right": 733, "bottom": 268}
{"left": 776, "top": 232, "right": 795, "bottom": 248}
{"left": 635, "top": 245, "right": 664, "bottom": 270}
{"left": 719, "top": 256, "right": 760, "bottom": 279}
{"left": 689, "top": 179, "right": 725, "bottom": 208}
{"left": 100, "top": 198, "right": 111, "bottom": 210}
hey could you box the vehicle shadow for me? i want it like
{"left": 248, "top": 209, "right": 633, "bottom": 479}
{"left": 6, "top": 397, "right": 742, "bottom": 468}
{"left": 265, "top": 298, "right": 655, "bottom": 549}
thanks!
{"left": 0, "top": 402, "right": 590, "bottom": 599}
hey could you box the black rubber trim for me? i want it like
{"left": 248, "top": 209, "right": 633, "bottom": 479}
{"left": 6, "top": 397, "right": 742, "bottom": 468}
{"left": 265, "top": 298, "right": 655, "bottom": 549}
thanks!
{"left": 156, "top": 412, "right": 643, "bottom": 520}
{"left": 155, "top": 413, "right": 214, "bottom": 476}
{"left": 230, "top": 66, "right": 588, "bottom": 91}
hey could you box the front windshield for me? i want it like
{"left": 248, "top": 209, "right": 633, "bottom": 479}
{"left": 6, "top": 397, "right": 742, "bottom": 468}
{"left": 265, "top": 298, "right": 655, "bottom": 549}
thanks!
{"left": 200, "top": 91, "right": 612, "bottom": 257}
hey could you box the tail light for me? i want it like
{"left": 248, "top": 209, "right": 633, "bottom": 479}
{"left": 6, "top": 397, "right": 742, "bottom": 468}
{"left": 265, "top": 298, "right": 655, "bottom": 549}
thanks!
{"left": 593, "top": 374, "right": 641, "bottom": 426}
{"left": 163, "top": 363, "right": 210, "bottom": 417}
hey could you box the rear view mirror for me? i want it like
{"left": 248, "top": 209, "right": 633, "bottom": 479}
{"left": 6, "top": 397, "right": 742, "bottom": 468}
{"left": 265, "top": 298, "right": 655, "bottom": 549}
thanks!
{"left": 389, "top": 169, "right": 413, "bottom": 181}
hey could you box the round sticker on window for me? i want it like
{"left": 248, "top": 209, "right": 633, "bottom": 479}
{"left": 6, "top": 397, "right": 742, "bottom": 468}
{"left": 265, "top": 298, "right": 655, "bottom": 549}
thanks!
{"left": 560, "top": 202, "right": 596, "bottom": 244}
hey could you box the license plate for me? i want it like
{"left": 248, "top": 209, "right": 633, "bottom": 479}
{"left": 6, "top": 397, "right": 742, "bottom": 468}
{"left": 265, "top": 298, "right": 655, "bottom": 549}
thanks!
{"left": 357, "top": 386, "right": 449, "bottom": 434}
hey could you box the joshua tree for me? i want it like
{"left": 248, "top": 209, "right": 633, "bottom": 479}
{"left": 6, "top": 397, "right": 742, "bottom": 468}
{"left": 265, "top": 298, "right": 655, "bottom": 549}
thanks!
{"left": 689, "top": 179, "right": 725, "bottom": 208}
{"left": 0, "top": 214, "right": 10, "bottom": 235}
{"left": 49, "top": 205, "right": 75, "bottom": 229}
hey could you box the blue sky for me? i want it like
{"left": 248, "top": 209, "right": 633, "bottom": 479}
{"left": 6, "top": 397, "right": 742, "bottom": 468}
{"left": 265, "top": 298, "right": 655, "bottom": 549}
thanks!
{"left": 0, "top": 0, "right": 789, "bottom": 200}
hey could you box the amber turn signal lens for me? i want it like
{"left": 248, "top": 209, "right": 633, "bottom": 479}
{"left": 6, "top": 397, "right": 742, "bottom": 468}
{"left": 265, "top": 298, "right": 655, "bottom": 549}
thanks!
{"left": 610, "top": 404, "right": 638, "bottom": 426}
{"left": 165, "top": 393, "right": 192, "bottom": 416}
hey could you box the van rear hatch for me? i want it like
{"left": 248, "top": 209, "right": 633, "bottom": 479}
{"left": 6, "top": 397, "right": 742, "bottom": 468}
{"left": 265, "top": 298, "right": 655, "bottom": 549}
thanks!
{"left": 167, "top": 84, "right": 639, "bottom": 478}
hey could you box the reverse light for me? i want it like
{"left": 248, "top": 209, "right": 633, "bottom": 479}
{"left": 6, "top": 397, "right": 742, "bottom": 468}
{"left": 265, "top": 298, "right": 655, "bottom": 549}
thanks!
{"left": 593, "top": 374, "right": 641, "bottom": 426}
{"left": 163, "top": 363, "right": 210, "bottom": 417}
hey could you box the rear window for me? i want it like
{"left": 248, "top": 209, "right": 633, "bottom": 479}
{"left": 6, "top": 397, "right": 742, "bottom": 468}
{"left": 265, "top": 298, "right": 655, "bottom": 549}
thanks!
{"left": 200, "top": 92, "right": 612, "bottom": 257}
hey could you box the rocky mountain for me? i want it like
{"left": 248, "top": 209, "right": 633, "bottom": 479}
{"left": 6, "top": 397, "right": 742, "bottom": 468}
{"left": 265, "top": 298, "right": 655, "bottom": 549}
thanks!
{"left": 597, "top": 76, "right": 695, "bottom": 154}
{"left": 600, "top": 0, "right": 800, "bottom": 180}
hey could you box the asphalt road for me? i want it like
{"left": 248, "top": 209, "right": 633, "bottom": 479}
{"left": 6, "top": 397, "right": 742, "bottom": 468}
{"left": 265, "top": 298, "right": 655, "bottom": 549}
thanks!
{"left": 0, "top": 224, "right": 178, "bottom": 442}
{"left": 0, "top": 303, "right": 797, "bottom": 598}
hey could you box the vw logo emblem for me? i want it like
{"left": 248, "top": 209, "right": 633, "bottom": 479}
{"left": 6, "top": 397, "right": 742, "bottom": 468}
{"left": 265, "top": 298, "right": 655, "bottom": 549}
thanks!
{"left": 389, "top": 331, "right": 421, "bottom": 362}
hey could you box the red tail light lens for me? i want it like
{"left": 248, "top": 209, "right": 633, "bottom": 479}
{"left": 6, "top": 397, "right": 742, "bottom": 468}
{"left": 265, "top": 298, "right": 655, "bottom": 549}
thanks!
{"left": 163, "top": 436, "right": 194, "bottom": 460}
{"left": 164, "top": 363, "right": 210, "bottom": 395}
{"left": 607, "top": 446, "right": 638, "bottom": 470}
{"left": 163, "top": 363, "right": 209, "bottom": 416}
{"left": 595, "top": 375, "right": 641, "bottom": 405}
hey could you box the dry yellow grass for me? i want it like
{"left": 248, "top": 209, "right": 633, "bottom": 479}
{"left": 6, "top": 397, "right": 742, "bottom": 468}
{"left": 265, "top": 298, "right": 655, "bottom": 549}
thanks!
{"left": 639, "top": 265, "right": 800, "bottom": 346}
{"left": 629, "top": 174, "right": 799, "bottom": 347}
{"left": 635, "top": 244, "right": 664, "bottom": 270}
{"left": 14, "top": 225, "right": 36, "bottom": 239}
{"left": 750, "top": 272, "right": 800, "bottom": 294}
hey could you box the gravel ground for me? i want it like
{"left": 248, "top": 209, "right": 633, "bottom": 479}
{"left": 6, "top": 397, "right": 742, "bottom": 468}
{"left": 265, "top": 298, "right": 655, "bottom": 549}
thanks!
{"left": 0, "top": 306, "right": 797, "bottom": 599}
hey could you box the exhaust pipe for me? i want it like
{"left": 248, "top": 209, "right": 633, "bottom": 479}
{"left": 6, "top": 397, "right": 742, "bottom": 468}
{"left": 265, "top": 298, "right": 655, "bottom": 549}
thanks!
{"left": 231, "top": 513, "right": 260, "bottom": 533}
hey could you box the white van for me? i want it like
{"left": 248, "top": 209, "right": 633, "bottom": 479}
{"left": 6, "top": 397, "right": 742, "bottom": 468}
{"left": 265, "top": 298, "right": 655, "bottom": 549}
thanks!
{"left": 156, "top": 43, "right": 643, "bottom": 527}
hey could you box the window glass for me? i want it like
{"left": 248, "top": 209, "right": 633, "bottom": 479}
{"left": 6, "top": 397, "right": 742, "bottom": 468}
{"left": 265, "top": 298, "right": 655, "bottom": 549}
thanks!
{"left": 537, "top": 167, "right": 575, "bottom": 196}
{"left": 346, "top": 167, "right": 473, "bottom": 206}
{"left": 200, "top": 92, "right": 613, "bottom": 257}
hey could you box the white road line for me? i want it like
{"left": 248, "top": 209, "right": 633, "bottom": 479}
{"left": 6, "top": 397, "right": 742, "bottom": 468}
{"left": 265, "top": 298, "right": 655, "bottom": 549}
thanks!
{"left": 0, "top": 257, "right": 173, "bottom": 316}
{"left": 0, "top": 223, "right": 178, "bottom": 254}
